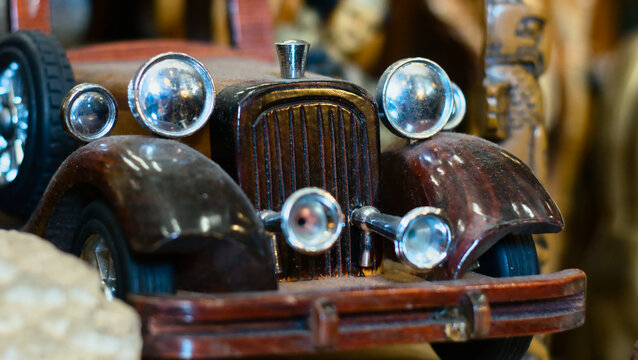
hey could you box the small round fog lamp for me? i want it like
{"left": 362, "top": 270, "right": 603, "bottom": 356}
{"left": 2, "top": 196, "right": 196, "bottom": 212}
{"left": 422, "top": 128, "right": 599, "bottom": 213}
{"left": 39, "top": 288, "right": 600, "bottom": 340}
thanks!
{"left": 443, "top": 82, "right": 466, "bottom": 130}
{"left": 395, "top": 207, "right": 452, "bottom": 270}
{"left": 376, "top": 58, "right": 454, "bottom": 140}
{"left": 61, "top": 83, "right": 117, "bottom": 142}
{"left": 281, "top": 188, "right": 344, "bottom": 254}
{"left": 128, "top": 52, "right": 215, "bottom": 138}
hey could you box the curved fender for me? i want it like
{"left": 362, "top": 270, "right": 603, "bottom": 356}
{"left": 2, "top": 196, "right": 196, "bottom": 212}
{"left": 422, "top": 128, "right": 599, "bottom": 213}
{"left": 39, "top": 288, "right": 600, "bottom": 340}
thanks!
{"left": 25, "top": 135, "right": 276, "bottom": 289}
{"left": 378, "top": 132, "right": 563, "bottom": 279}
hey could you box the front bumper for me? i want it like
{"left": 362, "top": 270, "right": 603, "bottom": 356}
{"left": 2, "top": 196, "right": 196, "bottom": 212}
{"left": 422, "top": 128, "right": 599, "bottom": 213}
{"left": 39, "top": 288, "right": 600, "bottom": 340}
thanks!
{"left": 130, "top": 269, "right": 585, "bottom": 358}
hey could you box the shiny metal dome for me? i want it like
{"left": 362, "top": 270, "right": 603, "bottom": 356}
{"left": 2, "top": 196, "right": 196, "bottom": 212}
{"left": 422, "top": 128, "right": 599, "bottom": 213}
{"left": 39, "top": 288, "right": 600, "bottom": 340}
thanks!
{"left": 376, "top": 58, "right": 454, "bottom": 140}
{"left": 128, "top": 53, "right": 215, "bottom": 138}
{"left": 396, "top": 207, "right": 452, "bottom": 270}
{"left": 62, "top": 83, "right": 117, "bottom": 142}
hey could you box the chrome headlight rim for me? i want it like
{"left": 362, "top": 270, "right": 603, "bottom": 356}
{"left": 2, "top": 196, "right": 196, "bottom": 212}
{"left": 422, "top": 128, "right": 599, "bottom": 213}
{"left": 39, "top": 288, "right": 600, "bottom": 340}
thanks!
{"left": 376, "top": 57, "right": 454, "bottom": 140}
{"left": 128, "top": 52, "right": 215, "bottom": 139}
{"left": 443, "top": 82, "right": 466, "bottom": 131}
{"left": 394, "top": 206, "right": 452, "bottom": 271}
{"left": 61, "top": 83, "right": 118, "bottom": 143}
{"left": 280, "top": 187, "right": 344, "bottom": 255}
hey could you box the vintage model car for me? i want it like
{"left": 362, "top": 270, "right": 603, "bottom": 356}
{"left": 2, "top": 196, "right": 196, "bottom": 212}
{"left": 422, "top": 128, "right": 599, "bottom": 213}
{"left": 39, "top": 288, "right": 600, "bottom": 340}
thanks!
{"left": 0, "top": 6, "right": 584, "bottom": 359}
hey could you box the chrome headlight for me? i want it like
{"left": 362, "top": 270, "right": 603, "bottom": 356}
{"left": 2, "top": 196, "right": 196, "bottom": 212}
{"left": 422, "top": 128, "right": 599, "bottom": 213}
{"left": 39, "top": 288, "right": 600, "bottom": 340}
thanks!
{"left": 376, "top": 57, "right": 465, "bottom": 139}
{"left": 261, "top": 187, "right": 344, "bottom": 255}
{"left": 351, "top": 206, "right": 452, "bottom": 271}
{"left": 61, "top": 83, "right": 117, "bottom": 142}
{"left": 128, "top": 52, "right": 215, "bottom": 138}
{"left": 394, "top": 207, "right": 452, "bottom": 270}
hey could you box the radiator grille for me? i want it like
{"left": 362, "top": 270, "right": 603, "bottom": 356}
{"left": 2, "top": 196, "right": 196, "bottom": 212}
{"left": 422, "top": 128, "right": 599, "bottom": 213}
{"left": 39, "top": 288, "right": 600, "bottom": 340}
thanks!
{"left": 248, "top": 101, "right": 374, "bottom": 280}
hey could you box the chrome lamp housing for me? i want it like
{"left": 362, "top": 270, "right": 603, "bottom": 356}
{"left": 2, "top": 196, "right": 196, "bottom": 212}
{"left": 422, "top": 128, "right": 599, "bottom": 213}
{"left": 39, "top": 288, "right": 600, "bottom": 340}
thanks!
{"left": 352, "top": 206, "right": 452, "bottom": 271}
{"left": 376, "top": 57, "right": 466, "bottom": 139}
{"left": 128, "top": 52, "right": 215, "bottom": 138}
{"left": 261, "top": 187, "right": 344, "bottom": 255}
{"left": 61, "top": 83, "right": 118, "bottom": 142}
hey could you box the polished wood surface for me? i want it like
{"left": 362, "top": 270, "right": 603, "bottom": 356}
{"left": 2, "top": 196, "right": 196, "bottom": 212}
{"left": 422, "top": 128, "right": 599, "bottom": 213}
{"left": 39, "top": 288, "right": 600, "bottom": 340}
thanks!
{"left": 211, "top": 80, "right": 380, "bottom": 280}
{"left": 130, "top": 269, "right": 585, "bottom": 358}
{"left": 379, "top": 132, "right": 563, "bottom": 278}
{"left": 22, "top": 136, "right": 278, "bottom": 292}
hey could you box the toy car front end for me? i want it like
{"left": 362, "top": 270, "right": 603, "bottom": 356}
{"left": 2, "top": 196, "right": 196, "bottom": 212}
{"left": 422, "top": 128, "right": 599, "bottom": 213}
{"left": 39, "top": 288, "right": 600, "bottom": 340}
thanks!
{"left": 8, "top": 34, "right": 585, "bottom": 359}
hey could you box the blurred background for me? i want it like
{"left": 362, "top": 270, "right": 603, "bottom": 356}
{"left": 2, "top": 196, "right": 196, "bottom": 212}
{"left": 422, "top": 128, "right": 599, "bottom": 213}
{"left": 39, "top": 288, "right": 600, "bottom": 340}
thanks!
{"left": 2, "top": 0, "right": 638, "bottom": 358}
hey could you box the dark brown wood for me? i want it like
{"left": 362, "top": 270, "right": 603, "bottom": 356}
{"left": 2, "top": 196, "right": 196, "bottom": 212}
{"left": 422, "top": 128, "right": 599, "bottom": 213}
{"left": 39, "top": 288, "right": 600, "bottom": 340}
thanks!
{"left": 309, "top": 298, "right": 339, "bottom": 349}
{"left": 210, "top": 80, "right": 380, "bottom": 281}
{"left": 378, "top": 132, "right": 563, "bottom": 279}
{"left": 130, "top": 269, "right": 585, "bottom": 358}
{"left": 9, "top": 0, "right": 50, "bottom": 33}
{"left": 22, "top": 135, "right": 277, "bottom": 293}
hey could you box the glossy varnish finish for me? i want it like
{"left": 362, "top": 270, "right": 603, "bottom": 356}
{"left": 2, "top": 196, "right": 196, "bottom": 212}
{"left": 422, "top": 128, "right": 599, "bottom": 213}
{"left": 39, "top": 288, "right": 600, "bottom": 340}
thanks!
{"left": 211, "top": 81, "right": 380, "bottom": 280}
{"left": 130, "top": 269, "right": 586, "bottom": 358}
{"left": 378, "top": 132, "right": 563, "bottom": 278}
{"left": 23, "top": 136, "right": 277, "bottom": 292}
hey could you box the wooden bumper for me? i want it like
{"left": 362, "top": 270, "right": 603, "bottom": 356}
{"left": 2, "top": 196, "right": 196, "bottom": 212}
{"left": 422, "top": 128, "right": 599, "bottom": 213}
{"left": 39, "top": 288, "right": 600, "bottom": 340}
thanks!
{"left": 129, "top": 269, "right": 585, "bottom": 358}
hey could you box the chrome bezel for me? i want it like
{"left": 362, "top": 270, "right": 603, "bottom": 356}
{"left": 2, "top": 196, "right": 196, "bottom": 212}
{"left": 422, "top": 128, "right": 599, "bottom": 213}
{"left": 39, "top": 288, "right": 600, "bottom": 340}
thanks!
{"left": 280, "top": 187, "right": 344, "bottom": 254}
{"left": 395, "top": 206, "right": 452, "bottom": 270}
{"left": 61, "top": 83, "right": 118, "bottom": 142}
{"left": 127, "top": 52, "right": 215, "bottom": 139}
{"left": 376, "top": 57, "right": 454, "bottom": 140}
{"left": 443, "top": 82, "right": 466, "bottom": 130}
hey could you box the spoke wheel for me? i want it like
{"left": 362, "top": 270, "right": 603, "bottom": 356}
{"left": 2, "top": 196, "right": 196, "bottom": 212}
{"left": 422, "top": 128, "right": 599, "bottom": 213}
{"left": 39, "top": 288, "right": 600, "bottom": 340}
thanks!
{"left": 0, "top": 30, "right": 75, "bottom": 218}
{"left": 73, "top": 200, "right": 175, "bottom": 299}
{"left": 433, "top": 234, "right": 539, "bottom": 360}
{"left": 0, "top": 61, "right": 28, "bottom": 184}
{"left": 79, "top": 234, "right": 117, "bottom": 299}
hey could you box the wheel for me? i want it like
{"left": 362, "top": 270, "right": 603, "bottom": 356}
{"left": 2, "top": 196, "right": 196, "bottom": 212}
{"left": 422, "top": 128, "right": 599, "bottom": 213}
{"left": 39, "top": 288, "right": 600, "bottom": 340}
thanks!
{"left": 433, "top": 234, "right": 539, "bottom": 360}
{"left": 73, "top": 200, "right": 175, "bottom": 299}
{"left": 0, "top": 30, "right": 75, "bottom": 218}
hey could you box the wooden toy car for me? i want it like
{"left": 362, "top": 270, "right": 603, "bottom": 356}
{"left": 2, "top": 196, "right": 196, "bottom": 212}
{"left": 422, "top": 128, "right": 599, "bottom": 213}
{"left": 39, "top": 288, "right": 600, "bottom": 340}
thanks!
{"left": 0, "top": 1, "right": 584, "bottom": 359}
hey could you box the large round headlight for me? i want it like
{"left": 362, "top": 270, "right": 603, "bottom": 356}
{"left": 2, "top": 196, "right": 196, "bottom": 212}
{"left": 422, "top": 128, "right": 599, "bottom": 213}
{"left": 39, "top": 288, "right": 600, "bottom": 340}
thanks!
{"left": 128, "top": 52, "right": 215, "bottom": 138}
{"left": 395, "top": 207, "right": 452, "bottom": 270}
{"left": 376, "top": 58, "right": 454, "bottom": 140}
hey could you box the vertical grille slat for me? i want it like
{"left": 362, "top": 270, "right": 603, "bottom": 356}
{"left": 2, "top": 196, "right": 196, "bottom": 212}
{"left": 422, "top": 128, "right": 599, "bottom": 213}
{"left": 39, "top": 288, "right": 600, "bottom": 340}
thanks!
{"left": 337, "top": 107, "right": 352, "bottom": 276}
{"left": 262, "top": 117, "right": 273, "bottom": 210}
{"left": 327, "top": 108, "right": 342, "bottom": 276}
{"left": 272, "top": 111, "right": 285, "bottom": 204}
{"left": 250, "top": 102, "right": 372, "bottom": 280}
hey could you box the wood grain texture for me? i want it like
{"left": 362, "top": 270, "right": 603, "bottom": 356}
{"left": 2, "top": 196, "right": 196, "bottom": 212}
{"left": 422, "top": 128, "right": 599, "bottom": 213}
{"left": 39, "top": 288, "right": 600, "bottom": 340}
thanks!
{"left": 130, "top": 269, "right": 585, "bottom": 359}
{"left": 378, "top": 132, "right": 563, "bottom": 278}
{"left": 22, "top": 135, "right": 277, "bottom": 293}
{"left": 210, "top": 80, "right": 380, "bottom": 280}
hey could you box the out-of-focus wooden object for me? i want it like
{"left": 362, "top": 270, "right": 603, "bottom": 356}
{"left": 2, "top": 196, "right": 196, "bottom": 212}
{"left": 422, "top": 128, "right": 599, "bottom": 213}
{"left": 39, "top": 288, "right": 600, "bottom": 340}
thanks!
{"left": 483, "top": 0, "right": 548, "bottom": 180}
{"left": 9, "top": 0, "right": 273, "bottom": 60}
{"left": 9, "top": 0, "right": 51, "bottom": 33}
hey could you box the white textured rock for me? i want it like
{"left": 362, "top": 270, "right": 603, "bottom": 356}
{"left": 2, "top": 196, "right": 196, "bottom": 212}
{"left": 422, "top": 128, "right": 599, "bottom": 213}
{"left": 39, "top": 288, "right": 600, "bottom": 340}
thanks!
{"left": 0, "top": 230, "right": 141, "bottom": 360}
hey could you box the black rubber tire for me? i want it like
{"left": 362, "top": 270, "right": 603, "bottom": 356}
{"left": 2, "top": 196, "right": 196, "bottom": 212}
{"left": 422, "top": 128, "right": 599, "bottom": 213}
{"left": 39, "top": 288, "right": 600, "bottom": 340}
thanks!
{"left": 73, "top": 200, "right": 175, "bottom": 299}
{"left": 0, "top": 30, "right": 75, "bottom": 218}
{"left": 433, "top": 234, "right": 539, "bottom": 360}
